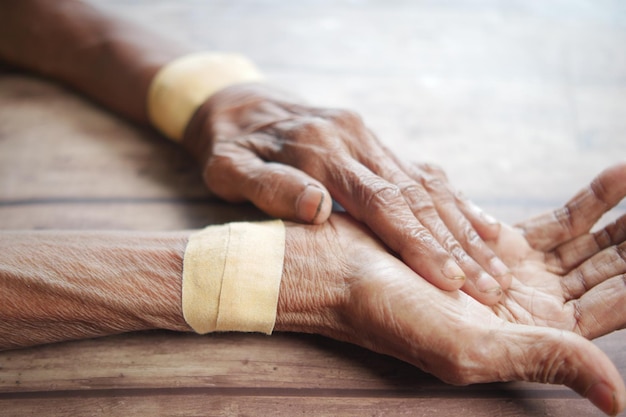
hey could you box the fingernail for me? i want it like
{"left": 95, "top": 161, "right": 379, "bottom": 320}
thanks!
{"left": 490, "top": 257, "right": 509, "bottom": 277}
{"left": 476, "top": 273, "right": 502, "bottom": 296}
{"left": 586, "top": 382, "right": 617, "bottom": 416}
{"left": 443, "top": 259, "right": 465, "bottom": 282}
{"left": 296, "top": 184, "right": 325, "bottom": 223}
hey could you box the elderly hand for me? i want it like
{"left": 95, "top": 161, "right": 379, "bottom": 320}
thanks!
{"left": 277, "top": 163, "right": 626, "bottom": 415}
{"left": 487, "top": 163, "right": 626, "bottom": 340}
{"left": 182, "top": 83, "right": 510, "bottom": 305}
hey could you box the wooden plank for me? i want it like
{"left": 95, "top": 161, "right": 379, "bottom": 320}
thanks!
{"left": 0, "top": 395, "right": 605, "bottom": 417}
{"left": 1, "top": 330, "right": 624, "bottom": 394}
{"left": 0, "top": 331, "right": 609, "bottom": 416}
{"left": 0, "top": 76, "right": 208, "bottom": 201}
{"left": 0, "top": 332, "right": 452, "bottom": 392}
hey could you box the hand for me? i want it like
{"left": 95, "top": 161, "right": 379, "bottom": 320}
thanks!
{"left": 182, "top": 83, "right": 510, "bottom": 304}
{"left": 489, "top": 163, "right": 626, "bottom": 341}
{"left": 276, "top": 163, "right": 626, "bottom": 415}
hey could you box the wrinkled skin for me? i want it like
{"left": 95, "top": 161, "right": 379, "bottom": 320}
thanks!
{"left": 183, "top": 83, "right": 511, "bottom": 305}
{"left": 277, "top": 163, "right": 626, "bottom": 415}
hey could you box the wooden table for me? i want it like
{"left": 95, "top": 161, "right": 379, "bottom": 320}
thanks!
{"left": 1, "top": 1, "right": 625, "bottom": 415}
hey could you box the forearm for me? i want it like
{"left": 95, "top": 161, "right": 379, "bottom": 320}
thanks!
{"left": 0, "top": 222, "right": 348, "bottom": 350}
{"left": 0, "top": 230, "right": 191, "bottom": 350}
{"left": 0, "top": 0, "right": 189, "bottom": 124}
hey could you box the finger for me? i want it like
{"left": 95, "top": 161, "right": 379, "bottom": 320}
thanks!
{"left": 409, "top": 184, "right": 510, "bottom": 300}
{"left": 325, "top": 156, "right": 468, "bottom": 292}
{"left": 493, "top": 324, "right": 626, "bottom": 416}
{"left": 254, "top": 116, "right": 494, "bottom": 295}
{"left": 415, "top": 162, "right": 503, "bottom": 242}
{"left": 415, "top": 170, "right": 513, "bottom": 291}
{"left": 413, "top": 174, "right": 513, "bottom": 294}
{"left": 454, "top": 195, "right": 501, "bottom": 242}
{"left": 360, "top": 150, "right": 508, "bottom": 302}
{"left": 568, "top": 274, "right": 626, "bottom": 340}
{"left": 547, "top": 214, "right": 626, "bottom": 273}
{"left": 561, "top": 241, "right": 626, "bottom": 301}
{"left": 204, "top": 148, "right": 332, "bottom": 224}
{"left": 519, "top": 163, "right": 626, "bottom": 251}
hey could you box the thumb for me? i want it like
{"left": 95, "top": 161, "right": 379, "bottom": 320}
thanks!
{"left": 206, "top": 156, "right": 333, "bottom": 224}
{"left": 498, "top": 324, "right": 626, "bottom": 416}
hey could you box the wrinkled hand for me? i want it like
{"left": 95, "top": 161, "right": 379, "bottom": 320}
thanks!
{"left": 183, "top": 83, "right": 510, "bottom": 304}
{"left": 277, "top": 164, "right": 626, "bottom": 415}
{"left": 490, "top": 163, "right": 626, "bottom": 341}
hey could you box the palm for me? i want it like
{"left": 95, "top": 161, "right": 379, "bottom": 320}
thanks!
{"left": 332, "top": 212, "right": 624, "bottom": 396}
{"left": 487, "top": 223, "right": 578, "bottom": 332}
{"left": 325, "top": 164, "right": 626, "bottom": 414}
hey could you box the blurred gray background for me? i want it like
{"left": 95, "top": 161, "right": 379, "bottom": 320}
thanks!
{"left": 93, "top": 0, "right": 626, "bottom": 223}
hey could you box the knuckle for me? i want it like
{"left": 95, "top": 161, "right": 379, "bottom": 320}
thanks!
{"left": 423, "top": 162, "right": 447, "bottom": 178}
{"left": 412, "top": 162, "right": 448, "bottom": 181}
{"left": 573, "top": 267, "right": 588, "bottom": 292}
{"left": 612, "top": 216, "right": 626, "bottom": 241}
{"left": 237, "top": 133, "right": 281, "bottom": 158}
{"left": 405, "top": 226, "right": 437, "bottom": 248}
{"left": 281, "top": 116, "right": 334, "bottom": 144}
{"left": 592, "top": 227, "right": 612, "bottom": 249}
{"left": 554, "top": 205, "right": 576, "bottom": 235}
{"left": 600, "top": 215, "right": 626, "bottom": 247}
{"left": 589, "top": 176, "right": 612, "bottom": 208}
{"left": 399, "top": 182, "right": 426, "bottom": 198}
{"left": 439, "top": 234, "right": 468, "bottom": 263}
{"left": 411, "top": 196, "right": 437, "bottom": 218}
{"left": 459, "top": 224, "right": 482, "bottom": 247}
{"left": 421, "top": 175, "right": 447, "bottom": 193}
{"left": 363, "top": 182, "right": 403, "bottom": 210}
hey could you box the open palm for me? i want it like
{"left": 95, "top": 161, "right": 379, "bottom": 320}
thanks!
{"left": 488, "top": 165, "right": 626, "bottom": 339}
{"left": 318, "top": 164, "right": 626, "bottom": 415}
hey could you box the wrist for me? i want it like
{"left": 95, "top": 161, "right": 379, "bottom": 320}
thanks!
{"left": 275, "top": 222, "right": 349, "bottom": 338}
{"left": 147, "top": 52, "right": 263, "bottom": 142}
{"left": 181, "top": 220, "right": 285, "bottom": 335}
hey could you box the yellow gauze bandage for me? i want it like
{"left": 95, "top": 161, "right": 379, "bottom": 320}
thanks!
{"left": 147, "top": 52, "right": 264, "bottom": 142}
{"left": 182, "top": 220, "right": 285, "bottom": 334}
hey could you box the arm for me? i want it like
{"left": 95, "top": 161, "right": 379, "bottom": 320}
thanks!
{"left": 0, "top": 230, "right": 191, "bottom": 349}
{"left": 0, "top": 0, "right": 185, "bottom": 124}
{"left": 3, "top": 165, "right": 626, "bottom": 416}
{"left": 0, "top": 0, "right": 509, "bottom": 304}
{"left": 1, "top": 214, "right": 625, "bottom": 415}
{"left": 0, "top": 225, "right": 344, "bottom": 350}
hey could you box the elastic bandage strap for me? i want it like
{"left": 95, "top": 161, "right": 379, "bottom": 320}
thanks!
{"left": 182, "top": 220, "right": 285, "bottom": 334}
{"left": 147, "top": 52, "right": 263, "bottom": 141}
